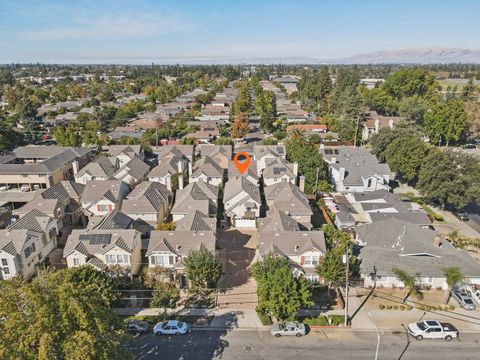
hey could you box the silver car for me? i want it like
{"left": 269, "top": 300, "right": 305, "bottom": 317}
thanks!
{"left": 452, "top": 290, "right": 476, "bottom": 310}
{"left": 271, "top": 321, "right": 306, "bottom": 337}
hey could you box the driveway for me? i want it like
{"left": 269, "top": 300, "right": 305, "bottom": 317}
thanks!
{"left": 216, "top": 228, "right": 258, "bottom": 308}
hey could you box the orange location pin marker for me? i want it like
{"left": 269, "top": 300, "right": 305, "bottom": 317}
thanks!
{"left": 233, "top": 152, "right": 251, "bottom": 174}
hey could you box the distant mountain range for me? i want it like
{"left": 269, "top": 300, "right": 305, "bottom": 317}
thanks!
{"left": 328, "top": 48, "right": 480, "bottom": 64}
{"left": 140, "top": 48, "right": 480, "bottom": 65}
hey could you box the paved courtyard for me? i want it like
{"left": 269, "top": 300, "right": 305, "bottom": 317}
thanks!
{"left": 216, "top": 228, "right": 258, "bottom": 309}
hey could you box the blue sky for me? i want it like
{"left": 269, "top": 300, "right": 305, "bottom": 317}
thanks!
{"left": 0, "top": 0, "right": 479, "bottom": 63}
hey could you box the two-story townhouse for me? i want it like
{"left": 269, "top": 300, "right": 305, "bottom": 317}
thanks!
{"left": 262, "top": 157, "right": 298, "bottom": 187}
{"left": 112, "top": 157, "right": 150, "bottom": 186}
{"left": 171, "top": 182, "right": 219, "bottom": 221}
{"left": 253, "top": 145, "right": 287, "bottom": 176}
{"left": 0, "top": 209, "right": 59, "bottom": 280}
{"left": 198, "top": 145, "right": 232, "bottom": 169}
{"left": 121, "top": 181, "right": 173, "bottom": 236}
{"left": 105, "top": 145, "right": 145, "bottom": 167}
{"left": 81, "top": 180, "right": 129, "bottom": 217}
{"left": 63, "top": 229, "right": 142, "bottom": 276}
{"left": 264, "top": 182, "right": 313, "bottom": 229}
{"left": 223, "top": 176, "right": 262, "bottom": 228}
{"left": 74, "top": 157, "right": 118, "bottom": 184}
{"left": 190, "top": 156, "right": 225, "bottom": 186}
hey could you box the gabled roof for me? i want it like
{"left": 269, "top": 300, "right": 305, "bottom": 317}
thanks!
{"left": 88, "top": 209, "right": 134, "bottom": 230}
{"left": 175, "top": 210, "right": 217, "bottom": 232}
{"left": 41, "top": 180, "right": 84, "bottom": 203}
{"left": 148, "top": 156, "right": 186, "bottom": 178}
{"left": 172, "top": 182, "right": 219, "bottom": 215}
{"left": 198, "top": 145, "right": 232, "bottom": 160}
{"left": 253, "top": 145, "right": 286, "bottom": 160}
{"left": 121, "top": 182, "right": 172, "bottom": 214}
{"left": 224, "top": 176, "right": 261, "bottom": 205}
{"left": 259, "top": 231, "right": 326, "bottom": 257}
{"left": 76, "top": 157, "right": 117, "bottom": 178}
{"left": 106, "top": 145, "right": 142, "bottom": 158}
{"left": 147, "top": 230, "right": 216, "bottom": 257}
{"left": 264, "top": 182, "right": 312, "bottom": 216}
{"left": 8, "top": 208, "right": 53, "bottom": 233}
{"left": 114, "top": 157, "right": 150, "bottom": 182}
{"left": 258, "top": 211, "right": 300, "bottom": 233}
{"left": 192, "top": 156, "right": 224, "bottom": 178}
{"left": 81, "top": 180, "right": 126, "bottom": 204}
{"left": 152, "top": 145, "right": 194, "bottom": 161}
{"left": 263, "top": 157, "right": 296, "bottom": 179}
{"left": 0, "top": 229, "right": 43, "bottom": 255}
{"left": 63, "top": 229, "right": 140, "bottom": 258}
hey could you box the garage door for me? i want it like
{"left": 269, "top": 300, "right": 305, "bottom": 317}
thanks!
{"left": 234, "top": 218, "right": 256, "bottom": 228}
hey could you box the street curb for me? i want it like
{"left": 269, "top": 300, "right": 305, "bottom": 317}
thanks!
{"left": 191, "top": 327, "right": 480, "bottom": 334}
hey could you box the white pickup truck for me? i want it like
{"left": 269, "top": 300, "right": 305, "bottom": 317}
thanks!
{"left": 407, "top": 320, "right": 459, "bottom": 341}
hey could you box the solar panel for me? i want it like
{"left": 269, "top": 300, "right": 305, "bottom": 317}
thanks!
{"left": 273, "top": 167, "right": 286, "bottom": 174}
{"left": 79, "top": 234, "right": 112, "bottom": 245}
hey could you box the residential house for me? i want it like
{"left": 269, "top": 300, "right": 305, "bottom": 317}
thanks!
{"left": 227, "top": 159, "right": 259, "bottom": 185}
{"left": 190, "top": 156, "right": 225, "bottom": 186}
{"left": 320, "top": 146, "right": 391, "bottom": 193}
{"left": 81, "top": 180, "right": 129, "bottom": 217}
{"left": 0, "top": 209, "right": 59, "bottom": 280}
{"left": 223, "top": 176, "right": 262, "bottom": 228}
{"left": 262, "top": 157, "right": 298, "bottom": 187}
{"left": 334, "top": 190, "right": 431, "bottom": 229}
{"left": 105, "top": 145, "right": 144, "bottom": 167}
{"left": 86, "top": 210, "right": 134, "bottom": 231}
{"left": 171, "top": 182, "right": 219, "bottom": 221}
{"left": 152, "top": 145, "right": 194, "bottom": 163}
{"left": 198, "top": 145, "right": 232, "bottom": 169}
{"left": 148, "top": 145, "right": 193, "bottom": 190}
{"left": 253, "top": 145, "right": 287, "bottom": 176}
{"left": 0, "top": 146, "right": 92, "bottom": 190}
{"left": 147, "top": 221, "right": 216, "bottom": 286}
{"left": 112, "top": 157, "right": 150, "bottom": 186}
{"left": 63, "top": 229, "right": 142, "bottom": 276}
{"left": 74, "top": 157, "right": 118, "bottom": 184}
{"left": 258, "top": 212, "right": 326, "bottom": 282}
{"left": 356, "top": 218, "right": 480, "bottom": 289}
{"left": 121, "top": 182, "right": 173, "bottom": 235}
{"left": 362, "top": 110, "right": 404, "bottom": 141}
{"left": 264, "top": 182, "right": 313, "bottom": 229}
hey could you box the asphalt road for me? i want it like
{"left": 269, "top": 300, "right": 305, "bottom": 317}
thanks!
{"left": 130, "top": 329, "right": 479, "bottom": 360}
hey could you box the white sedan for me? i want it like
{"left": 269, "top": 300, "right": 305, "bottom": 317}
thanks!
{"left": 153, "top": 320, "right": 191, "bottom": 335}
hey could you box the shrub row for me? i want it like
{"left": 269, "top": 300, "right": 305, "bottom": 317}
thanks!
{"left": 300, "top": 314, "right": 346, "bottom": 326}
{"left": 378, "top": 304, "right": 413, "bottom": 311}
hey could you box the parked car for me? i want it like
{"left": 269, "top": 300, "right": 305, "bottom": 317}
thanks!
{"left": 407, "top": 320, "right": 458, "bottom": 341}
{"left": 453, "top": 208, "right": 469, "bottom": 221}
{"left": 452, "top": 290, "right": 476, "bottom": 310}
{"left": 125, "top": 319, "right": 149, "bottom": 336}
{"left": 270, "top": 322, "right": 306, "bottom": 337}
{"left": 0, "top": 186, "right": 8, "bottom": 192}
{"left": 463, "top": 285, "right": 480, "bottom": 306}
{"left": 20, "top": 185, "right": 30, "bottom": 192}
{"left": 153, "top": 320, "right": 191, "bottom": 335}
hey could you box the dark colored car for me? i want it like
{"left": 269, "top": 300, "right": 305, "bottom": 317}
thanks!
{"left": 453, "top": 208, "right": 469, "bottom": 221}
{"left": 125, "top": 320, "right": 149, "bottom": 336}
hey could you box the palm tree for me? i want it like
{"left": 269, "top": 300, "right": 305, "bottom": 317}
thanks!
{"left": 442, "top": 267, "right": 464, "bottom": 304}
{"left": 392, "top": 268, "right": 421, "bottom": 303}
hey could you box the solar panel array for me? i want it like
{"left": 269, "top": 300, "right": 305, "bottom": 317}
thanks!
{"left": 324, "top": 149, "right": 339, "bottom": 155}
{"left": 79, "top": 233, "right": 112, "bottom": 245}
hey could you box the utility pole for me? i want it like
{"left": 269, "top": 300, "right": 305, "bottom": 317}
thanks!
{"left": 353, "top": 116, "right": 360, "bottom": 147}
{"left": 343, "top": 250, "right": 349, "bottom": 326}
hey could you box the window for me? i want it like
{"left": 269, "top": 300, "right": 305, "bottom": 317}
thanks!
{"left": 1, "top": 259, "right": 7, "bottom": 266}
{"left": 304, "top": 255, "right": 319, "bottom": 266}
{"left": 73, "top": 258, "right": 80, "bottom": 266}
{"left": 305, "top": 274, "right": 318, "bottom": 283}
{"left": 21, "top": 174, "right": 29, "bottom": 178}
{"left": 24, "top": 243, "right": 36, "bottom": 258}
{"left": 367, "top": 179, "right": 372, "bottom": 188}
{"left": 151, "top": 254, "right": 175, "bottom": 266}
{"left": 105, "top": 254, "right": 129, "bottom": 265}
{"left": 97, "top": 204, "right": 109, "bottom": 212}
{"left": 2, "top": 267, "right": 10, "bottom": 275}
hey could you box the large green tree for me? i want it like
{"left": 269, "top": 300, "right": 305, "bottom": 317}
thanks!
{"left": 0, "top": 267, "right": 130, "bottom": 360}
{"left": 183, "top": 248, "right": 222, "bottom": 290}
{"left": 424, "top": 100, "right": 467, "bottom": 146}
{"left": 252, "top": 256, "right": 313, "bottom": 320}
{"left": 384, "top": 135, "right": 429, "bottom": 183}
{"left": 150, "top": 281, "right": 181, "bottom": 320}
{"left": 417, "top": 149, "right": 471, "bottom": 209}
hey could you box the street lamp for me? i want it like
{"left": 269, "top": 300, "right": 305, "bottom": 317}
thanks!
{"left": 368, "top": 312, "right": 382, "bottom": 360}
{"left": 342, "top": 251, "right": 349, "bottom": 326}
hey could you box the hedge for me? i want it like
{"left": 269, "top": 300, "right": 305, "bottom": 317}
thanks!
{"left": 302, "top": 315, "right": 329, "bottom": 326}
{"left": 328, "top": 315, "right": 346, "bottom": 326}
{"left": 257, "top": 313, "right": 273, "bottom": 326}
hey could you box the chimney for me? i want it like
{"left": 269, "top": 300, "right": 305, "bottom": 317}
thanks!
{"left": 331, "top": 157, "right": 337, "bottom": 164}
{"left": 339, "top": 167, "right": 346, "bottom": 181}
{"left": 178, "top": 174, "right": 184, "bottom": 190}
{"left": 299, "top": 175, "right": 305, "bottom": 192}
{"left": 188, "top": 161, "right": 193, "bottom": 176}
{"left": 293, "top": 162, "right": 299, "bottom": 177}
{"left": 177, "top": 160, "right": 184, "bottom": 173}
{"left": 434, "top": 237, "right": 443, "bottom": 248}
{"left": 72, "top": 160, "right": 79, "bottom": 175}
{"left": 167, "top": 177, "right": 172, "bottom": 191}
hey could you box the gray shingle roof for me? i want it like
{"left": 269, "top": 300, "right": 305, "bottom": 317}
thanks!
{"left": 88, "top": 210, "right": 134, "bottom": 230}
{"left": 259, "top": 231, "right": 326, "bottom": 257}
{"left": 258, "top": 211, "right": 300, "bottom": 233}
{"left": 76, "top": 157, "right": 117, "bottom": 178}
{"left": 114, "top": 157, "right": 150, "bottom": 182}
{"left": 192, "top": 156, "right": 224, "bottom": 178}
{"left": 41, "top": 181, "right": 84, "bottom": 203}
{"left": 147, "top": 230, "right": 216, "bottom": 257}
{"left": 121, "top": 181, "right": 172, "bottom": 214}
{"left": 171, "top": 182, "right": 219, "bottom": 216}
{"left": 175, "top": 210, "right": 216, "bottom": 232}
{"left": 264, "top": 182, "right": 312, "bottom": 216}
{"left": 9, "top": 209, "right": 52, "bottom": 232}
{"left": 224, "top": 176, "right": 261, "bottom": 205}
{"left": 357, "top": 218, "right": 480, "bottom": 277}
{"left": 81, "top": 180, "right": 126, "bottom": 204}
